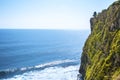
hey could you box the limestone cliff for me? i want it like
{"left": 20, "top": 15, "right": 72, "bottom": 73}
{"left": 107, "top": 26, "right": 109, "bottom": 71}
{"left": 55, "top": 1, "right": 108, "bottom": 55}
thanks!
{"left": 79, "top": 1, "right": 120, "bottom": 80}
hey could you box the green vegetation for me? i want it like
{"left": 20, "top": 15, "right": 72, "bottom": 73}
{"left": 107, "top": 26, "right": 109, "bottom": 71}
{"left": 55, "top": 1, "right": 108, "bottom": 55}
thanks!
{"left": 79, "top": 1, "right": 120, "bottom": 80}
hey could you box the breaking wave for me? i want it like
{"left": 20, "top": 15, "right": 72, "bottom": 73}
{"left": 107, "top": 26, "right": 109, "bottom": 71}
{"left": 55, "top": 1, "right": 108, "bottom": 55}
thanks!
{"left": 0, "top": 59, "right": 80, "bottom": 80}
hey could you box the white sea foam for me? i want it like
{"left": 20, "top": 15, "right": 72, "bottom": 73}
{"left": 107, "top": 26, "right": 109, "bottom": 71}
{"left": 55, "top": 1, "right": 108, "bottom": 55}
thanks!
{"left": 34, "top": 59, "right": 77, "bottom": 68}
{"left": 2, "top": 59, "right": 77, "bottom": 73}
{"left": 4, "top": 60, "right": 80, "bottom": 80}
{"left": 20, "top": 67, "right": 27, "bottom": 71}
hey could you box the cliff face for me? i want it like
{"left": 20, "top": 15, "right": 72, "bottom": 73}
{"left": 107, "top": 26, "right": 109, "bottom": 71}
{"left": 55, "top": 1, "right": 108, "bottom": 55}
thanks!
{"left": 79, "top": 1, "right": 120, "bottom": 80}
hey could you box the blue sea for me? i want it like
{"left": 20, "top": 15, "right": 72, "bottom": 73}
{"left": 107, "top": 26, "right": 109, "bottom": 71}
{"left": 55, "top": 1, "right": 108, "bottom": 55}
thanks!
{"left": 0, "top": 29, "right": 89, "bottom": 80}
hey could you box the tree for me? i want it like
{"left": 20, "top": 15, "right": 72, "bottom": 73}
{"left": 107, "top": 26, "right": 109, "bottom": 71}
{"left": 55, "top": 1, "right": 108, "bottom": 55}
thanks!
{"left": 93, "top": 11, "right": 97, "bottom": 17}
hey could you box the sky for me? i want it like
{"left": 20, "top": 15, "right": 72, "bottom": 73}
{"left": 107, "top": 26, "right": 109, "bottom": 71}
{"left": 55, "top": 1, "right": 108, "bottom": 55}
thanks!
{"left": 0, "top": 0, "right": 115, "bottom": 30}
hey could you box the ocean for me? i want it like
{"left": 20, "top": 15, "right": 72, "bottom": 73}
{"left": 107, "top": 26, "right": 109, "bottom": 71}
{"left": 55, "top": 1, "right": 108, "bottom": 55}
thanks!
{"left": 0, "top": 29, "right": 89, "bottom": 80}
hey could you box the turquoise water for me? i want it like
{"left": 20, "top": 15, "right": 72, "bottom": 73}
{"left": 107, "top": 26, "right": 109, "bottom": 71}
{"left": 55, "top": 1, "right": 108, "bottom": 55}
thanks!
{"left": 0, "top": 29, "right": 89, "bottom": 80}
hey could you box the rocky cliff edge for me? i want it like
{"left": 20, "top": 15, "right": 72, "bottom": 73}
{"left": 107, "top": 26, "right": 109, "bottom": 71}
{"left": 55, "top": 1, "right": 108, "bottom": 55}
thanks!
{"left": 79, "top": 1, "right": 120, "bottom": 80}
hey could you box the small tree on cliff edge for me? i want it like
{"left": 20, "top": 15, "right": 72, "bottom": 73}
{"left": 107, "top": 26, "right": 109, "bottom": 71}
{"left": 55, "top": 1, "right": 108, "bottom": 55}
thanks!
{"left": 93, "top": 11, "right": 97, "bottom": 17}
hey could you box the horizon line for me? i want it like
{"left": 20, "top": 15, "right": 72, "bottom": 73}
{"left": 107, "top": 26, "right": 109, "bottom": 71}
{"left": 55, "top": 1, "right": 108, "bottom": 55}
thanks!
{"left": 0, "top": 28, "right": 90, "bottom": 31}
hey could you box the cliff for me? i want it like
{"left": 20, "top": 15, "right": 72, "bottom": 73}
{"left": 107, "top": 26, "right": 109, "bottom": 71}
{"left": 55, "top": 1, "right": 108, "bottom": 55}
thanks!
{"left": 79, "top": 1, "right": 120, "bottom": 80}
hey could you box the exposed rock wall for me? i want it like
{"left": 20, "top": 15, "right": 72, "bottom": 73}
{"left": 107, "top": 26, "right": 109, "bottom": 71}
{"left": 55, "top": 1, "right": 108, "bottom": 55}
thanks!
{"left": 79, "top": 1, "right": 120, "bottom": 80}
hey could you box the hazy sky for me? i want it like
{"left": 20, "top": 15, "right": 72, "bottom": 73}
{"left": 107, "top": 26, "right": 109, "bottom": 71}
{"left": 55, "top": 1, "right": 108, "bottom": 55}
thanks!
{"left": 0, "top": 0, "right": 115, "bottom": 29}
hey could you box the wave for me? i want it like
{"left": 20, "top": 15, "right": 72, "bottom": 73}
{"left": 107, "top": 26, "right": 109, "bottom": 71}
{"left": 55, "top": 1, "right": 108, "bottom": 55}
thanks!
{"left": 0, "top": 59, "right": 79, "bottom": 79}
{"left": 4, "top": 65, "right": 80, "bottom": 80}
